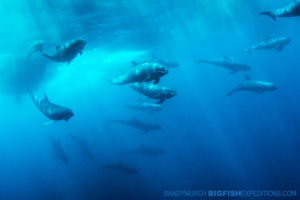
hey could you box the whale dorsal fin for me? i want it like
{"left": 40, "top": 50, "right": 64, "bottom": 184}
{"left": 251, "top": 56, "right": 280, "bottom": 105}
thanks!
{"left": 244, "top": 74, "right": 251, "bottom": 80}
{"left": 55, "top": 45, "right": 61, "bottom": 51}
{"left": 151, "top": 54, "right": 158, "bottom": 61}
{"left": 131, "top": 61, "right": 138, "bottom": 67}
{"left": 43, "top": 92, "right": 50, "bottom": 102}
{"left": 223, "top": 55, "right": 234, "bottom": 63}
{"left": 132, "top": 117, "right": 138, "bottom": 122}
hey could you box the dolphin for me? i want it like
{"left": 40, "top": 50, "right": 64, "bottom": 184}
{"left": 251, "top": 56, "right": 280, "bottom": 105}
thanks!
{"left": 130, "top": 82, "right": 176, "bottom": 104}
{"left": 227, "top": 74, "right": 277, "bottom": 96}
{"left": 107, "top": 62, "right": 168, "bottom": 85}
{"left": 49, "top": 136, "right": 69, "bottom": 164}
{"left": 28, "top": 90, "right": 74, "bottom": 124}
{"left": 198, "top": 56, "right": 250, "bottom": 73}
{"left": 69, "top": 134, "right": 94, "bottom": 159}
{"left": 123, "top": 102, "right": 162, "bottom": 114}
{"left": 108, "top": 117, "right": 161, "bottom": 134}
{"left": 42, "top": 38, "right": 86, "bottom": 65}
{"left": 259, "top": 0, "right": 300, "bottom": 21}
{"left": 101, "top": 162, "right": 139, "bottom": 175}
{"left": 244, "top": 37, "right": 291, "bottom": 55}
{"left": 122, "top": 145, "right": 165, "bottom": 157}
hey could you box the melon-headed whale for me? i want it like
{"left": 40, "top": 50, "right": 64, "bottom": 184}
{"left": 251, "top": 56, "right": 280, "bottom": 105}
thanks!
{"left": 245, "top": 37, "right": 291, "bottom": 54}
{"left": 227, "top": 74, "right": 277, "bottom": 96}
{"left": 130, "top": 82, "right": 176, "bottom": 104}
{"left": 123, "top": 102, "right": 162, "bottom": 114}
{"left": 260, "top": 0, "right": 300, "bottom": 21}
{"left": 198, "top": 56, "right": 250, "bottom": 73}
{"left": 101, "top": 162, "right": 139, "bottom": 175}
{"left": 28, "top": 90, "right": 74, "bottom": 124}
{"left": 42, "top": 38, "right": 86, "bottom": 65}
{"left": 108, "top": 117, "right": 161, "bottom": 134}
{"left": 69, "top": 134, "right": 94, "bottom": 159}
{"left": 122, "top": 145, "right": 165, "bottom": 157}
{"left": 49, "top": 136, "right": 69, "bottom": 164}
{"left": 107, "top": 62, "right": 168, "bottom": 85}
{"left": 135, "top": 54, "right": 180, "bottom": 68}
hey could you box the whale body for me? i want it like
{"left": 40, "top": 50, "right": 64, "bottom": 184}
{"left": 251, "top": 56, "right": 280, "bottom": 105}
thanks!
{"left": 42, "top": 39, "right": 86, "bottom": 65}
{"left": 28, "top": 90, "right": 74, "bottom": 124}
{"left": 245, "top": 37, "right": 291, "bottom": 54}
{"left": 108, "top": 118, "right": 161, "bottom": 134}
{"left": 101, "top": 162, "right": 139, "bottom": 175}
{"left": 260, "top": 0, "right": 300, "bottom": 21}
{"left": 130, "top": 83, "right": 176, "bottom": 104}
{"left": 227, "top": 75, "right": 277, "bottom": 96}
{"left": 198, "top": 56, "right": 250, "bottom": 73}
{"left": 108, "top": 62, "right": 168, "bottom": 85}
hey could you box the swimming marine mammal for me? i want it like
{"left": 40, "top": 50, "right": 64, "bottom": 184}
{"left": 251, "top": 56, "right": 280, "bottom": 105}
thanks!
{"left": 130, "top": 82, "right": 176, "bottom": 104}
{"left": 108, "top": 118, "right": 161, "bottom": 134}
{"left": 134, "top": 54, "right": 180, "bottom": 68}
{"left": 69, "top": 134, "right": 94, "bottom": 159}
{"left": 260, "top": 0, "right": 300, "bottom": 21}
{"left": 122, "top": 145, "right": 165, "bottom": 157}
{"left": 227, "top": 74, "right": 277, "bottom": 96}
{"left": 28, "top": 90, "right": 74, "bottom": 124}
{"left": 42, "top": 39, "right": 86, "bottom": 65}
{"left": 123, "top": 102, "right": 162, "bottom": 113}
{"left": 244, "top": 37, "right": 291, "bottom": 54}
{"left": 108, "top": 62, "right": 168, "bottom": 85}
{"left": 198, "top": 56, "right": 250, "bottom": 73}
{"left": 101, "top": 162, "right": 139, "bottom": 175}
{"left": 49, "top": 136, "right": 69, "bottom": 164}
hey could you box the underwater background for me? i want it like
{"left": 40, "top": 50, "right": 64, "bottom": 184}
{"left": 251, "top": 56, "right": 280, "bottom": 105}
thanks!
{"left": 0, "top": 0, "right": 299, "bottom": 199}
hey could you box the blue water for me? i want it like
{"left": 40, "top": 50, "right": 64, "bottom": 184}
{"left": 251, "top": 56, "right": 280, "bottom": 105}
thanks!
{"left": 0, "top": 0, "right": 299, "bottom": 199}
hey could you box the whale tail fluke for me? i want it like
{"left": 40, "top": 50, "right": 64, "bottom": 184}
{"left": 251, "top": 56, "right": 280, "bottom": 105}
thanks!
{"left": 259, "top": 11, "right": 276, "bottom": 21}
{"left": 227, "top": 88, "right": 238, "bottom": 96}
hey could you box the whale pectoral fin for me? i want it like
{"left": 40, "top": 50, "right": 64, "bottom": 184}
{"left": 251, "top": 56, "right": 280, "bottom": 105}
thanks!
{"left": 244, "top": 74, "right": 251, "bottom": 80}
{"left": 154, "top": 77, "right": 160, "bottom": 84}
{"left": 67, "top": 60, "right": 72, "bottom": 65}
{"left": 156, "top": 98, "right": 165, "bottom": 104}
{"left": 142, "top": 130, "right": 149, "bottom": 134}
{"left": 230, "top": 70, "right": 238, "bottom": 74}
{"left": 80, "top": 51, "right": 83, "bottom": 55}
{"left": 276, "top": 46, "right": 284, "bottom": 52}
{"left": 131, "top": 61, "right": 138, "bottom": 67}
{"left": 259, "top": 11, "right": 276, "bottom": 21}
{"left": 255, "top": 90, "right": 264, "bottom": 94}
{"left": 44, "top": 120, "right": 57, "bottom": 125}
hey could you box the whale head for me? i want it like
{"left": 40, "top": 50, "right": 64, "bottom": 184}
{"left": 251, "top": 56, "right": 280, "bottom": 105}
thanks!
{"left": 261, "top": 81, "right": 278, "bottom": 91}
{"left": 64, "top": 109, "right": 74, "bottom": 121}
{"left": 56, "top": 108, "right": 74, "bottom": 121}
{"left": 280, "top": 37, "right": 292, "bottom": 45}
{"left": 70, "top": 39, "right": 87, "bottom": 52}
{"left": 163, "top": 87, "right": 176, "bottom": 98}
{"left": 268, "top": 83, "right": 278, "bottom": 91}
{"left": 154, "top": 64, "right": 168, "bottom": 77}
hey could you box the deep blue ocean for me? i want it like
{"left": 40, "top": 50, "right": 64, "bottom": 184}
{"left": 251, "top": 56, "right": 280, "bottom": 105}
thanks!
{"left": 0, "top": 0, "right": 299, "bottom": 200}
